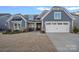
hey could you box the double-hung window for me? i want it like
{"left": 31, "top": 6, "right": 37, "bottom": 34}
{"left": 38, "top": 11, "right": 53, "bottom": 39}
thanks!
{"left": 54, "top": 12, "right": 61, "bottom": 19}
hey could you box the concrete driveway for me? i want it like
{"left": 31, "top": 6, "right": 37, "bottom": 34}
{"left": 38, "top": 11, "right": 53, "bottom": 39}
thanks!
{"left": 47, "top": 33, "right": 79, "bottom": 52}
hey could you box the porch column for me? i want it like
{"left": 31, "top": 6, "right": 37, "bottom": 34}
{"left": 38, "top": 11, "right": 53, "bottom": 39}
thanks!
{"left": 8, "top": 22, "right": 10, "bottom": 29}
{"left": 34, "top": 22, "right": 36, "bottom": 31}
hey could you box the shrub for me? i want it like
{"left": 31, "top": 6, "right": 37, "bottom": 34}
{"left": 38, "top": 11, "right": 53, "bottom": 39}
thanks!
{"left": 2, "top": 29, "right": 11, "bottom": 34}
{"left": 73, "top": 26, "right": 79, "bottom": 33}
{"left": 2, "top": 30, "right": 21, "bottom": 34}
{"left": 14, "top": 30, "right": 21, "bottom": 33}
{"left": 22, "top": 29, "right": 27, "bottom": 32}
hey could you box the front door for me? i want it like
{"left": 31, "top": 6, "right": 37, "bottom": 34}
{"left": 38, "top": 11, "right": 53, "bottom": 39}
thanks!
{"left": 36, "top": 23, "right": 41, "bottom": 31}
{"left": 28, "top": 23, "right": 34, "bottom": 31}
{"left": 14, "top": 23, "right": 21, "bottom": 30}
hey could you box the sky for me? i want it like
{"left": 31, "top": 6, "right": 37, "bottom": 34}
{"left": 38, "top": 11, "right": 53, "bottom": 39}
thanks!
{"left": 0, "top": 0, "right": 79, "bottom": 6}
{"left": 0, "top": 0, "right": 79, "bottom": 14}
{"left": 0, "top": 6, "right": 79, "bottom": 14}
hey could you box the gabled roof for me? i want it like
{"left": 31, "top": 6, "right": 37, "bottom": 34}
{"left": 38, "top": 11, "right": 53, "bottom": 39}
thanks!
{"left": 23, "top": 14, "right": 39, "bottom": 21}
{"left": 7, "top": 14, "right": 27, "bottom": 22}
{"left": 71, "top": 13, "right": 79, "bottom": 20}
{"left": 23, "top": 15, "right": 29, "bottom": 20}
{"left": 41, "top": 6, "right": 74, "bottom": 20}
{"left": 37, "top": 10, "right": 48, "bottom": 19}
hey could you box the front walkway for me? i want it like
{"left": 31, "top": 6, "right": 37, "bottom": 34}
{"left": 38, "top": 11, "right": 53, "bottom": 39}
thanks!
{"left": 0, "top": 32, "right": 56, "bottom": 52}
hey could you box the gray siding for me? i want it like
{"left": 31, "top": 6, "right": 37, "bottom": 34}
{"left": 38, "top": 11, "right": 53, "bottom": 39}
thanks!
{"left": 42, "top": 7, "right": 73, "bottom": 32}
{"left": 7, "top": 14, "right": 28, "bottom": 31}
{"left": 21, "top": 19, "right": 27, "bottom": 30}
{"left": 22, "top": 20, "right": 25, "bottom": 27}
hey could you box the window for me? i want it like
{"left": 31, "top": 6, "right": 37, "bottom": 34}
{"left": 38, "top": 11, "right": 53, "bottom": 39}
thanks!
{"left": 18, "top": 24, "right": 20, "bottom": 29}
{"left": 46, "top": 23, "right": 51, "bottom": 25}
{"left": 54, "top": 12, "right": 61, "bottom": 19}
{"left": 52, "top": 23, "right": 56, "bottom": 25}
{"left": 63, "top": 23, "right": 68, "bottom": 25}
{"left": 15, "top": 23, "right": 17, "bottom": 29}
{"left": 58, "top": 23, "right": 62, "bottom": 25}
{"left": 29, "top": 15, "right": 34, "bottom": 20}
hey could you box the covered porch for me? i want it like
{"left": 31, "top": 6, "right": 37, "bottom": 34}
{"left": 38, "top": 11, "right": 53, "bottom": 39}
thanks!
{"left": 28, "top": 21, "right": 41, "bottom": 32}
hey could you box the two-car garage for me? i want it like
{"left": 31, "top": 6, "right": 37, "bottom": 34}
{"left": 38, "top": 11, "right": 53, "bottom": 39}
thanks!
{"left": 45, "top": 21, "right": 70, "bottom": 33}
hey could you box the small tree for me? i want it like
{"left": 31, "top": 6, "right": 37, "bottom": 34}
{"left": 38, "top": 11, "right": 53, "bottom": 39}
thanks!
{"left": 73, "top": 26, "right": 79, "bottom": 33}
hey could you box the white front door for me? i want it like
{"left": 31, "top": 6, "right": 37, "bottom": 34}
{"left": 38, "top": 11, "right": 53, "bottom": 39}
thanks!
{"left": 13, "top": 21, "right": 22, "bottom": 30}
{"left": 14, "top": 23, "right": 20, "bottom": 30}
{"left": 45, "top": 21, "right": 70, "bottom": 32}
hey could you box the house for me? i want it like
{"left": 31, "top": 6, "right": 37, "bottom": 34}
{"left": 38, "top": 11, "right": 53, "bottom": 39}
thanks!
{"left": 0, "top": 6, "right": 75, "bottom": 33}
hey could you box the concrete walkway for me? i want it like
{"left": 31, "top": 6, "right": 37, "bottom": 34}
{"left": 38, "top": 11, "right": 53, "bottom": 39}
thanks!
{"left": 47, "top": 33, "right": 79, "bottom": 52}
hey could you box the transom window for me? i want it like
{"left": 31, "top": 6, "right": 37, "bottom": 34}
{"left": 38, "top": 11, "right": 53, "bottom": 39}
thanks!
{"left": 54, "top": 12, "right": 61, "bottom": 19}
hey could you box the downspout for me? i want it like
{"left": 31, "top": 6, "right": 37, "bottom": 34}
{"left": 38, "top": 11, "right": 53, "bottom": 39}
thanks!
{"left": 41, "top": 19, "right": 44, "bottom": 32}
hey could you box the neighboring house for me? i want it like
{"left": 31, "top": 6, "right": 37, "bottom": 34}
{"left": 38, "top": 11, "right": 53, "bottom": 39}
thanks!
{"left": 0, "top": 6, "right": 76, "bottom": 33}
{"left": 0, "top": 14, "right": 11, "bottom": 31}
{"left": 71, "top": 13, "right": 79, "bottom": 29}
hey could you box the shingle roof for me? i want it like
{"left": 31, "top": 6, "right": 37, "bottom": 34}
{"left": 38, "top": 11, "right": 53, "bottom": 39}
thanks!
{"left": 0, "top": 14, "right": 11, "bottom": 28}
{"left": 37, "top": 10, "right": 48, "bottom": 19}
{"left": 22, "top": 15, "right": 28, "bottom": 20}
{"left": 23, "top": 14, "right": 39, "bottom": 21}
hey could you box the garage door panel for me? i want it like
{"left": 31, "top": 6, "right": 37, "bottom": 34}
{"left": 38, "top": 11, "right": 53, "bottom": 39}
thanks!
{"left": 45, "top": 21, "right": 70, "bottom": 32}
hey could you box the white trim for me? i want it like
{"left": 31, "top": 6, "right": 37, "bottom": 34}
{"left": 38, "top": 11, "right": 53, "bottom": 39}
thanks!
{"left": 41, "top": 10, "right": 50, "bottom": 31}
{"left": 72, "top": 20, "right": 74, "bottom": 32}
{"left": 41, "top": 20, "right": 43, "bottom": 31}
{"left": 41, "top": 10, "right": 50, "bottom": 20}
{"left": 19, "top": 15, "right": 27, "bottom": 22}
{"left": 7, "top": 15, "right": 14, "bottom": 22}
{"left": 63, "top": 8, "right": 74, "bottom": 20}
{"left": 45, "top": 21, "right": 70, "bottom": 32}
{"left": 19, "top": 15, "right": 27, "bottom": 28}
{"left": 41, "top": 6, "right": 74, "bottom": 20}
{"left": 8, "top": 22, "right": 10, "bottom": 29}
{"left": 54, "top": 12, "right": 61, "bottom": 19}
{"left": 7, "top": 14, "right": 27, "bottom": 29}
{"left": 7, "top": 15, "right": 27, "bottom": 22}
{"left": 12, "top": 21, "right": 22, "bottom": 30}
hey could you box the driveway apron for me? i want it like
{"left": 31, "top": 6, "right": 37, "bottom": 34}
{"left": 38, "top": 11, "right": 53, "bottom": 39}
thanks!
{"left": 47, "top": 33, "right": 79, "bottom": 52}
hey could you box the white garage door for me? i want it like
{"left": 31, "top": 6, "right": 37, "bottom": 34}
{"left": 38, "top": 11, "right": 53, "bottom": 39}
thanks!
{"left": 45, "top": 21, "right": 70, "bottom": 32}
